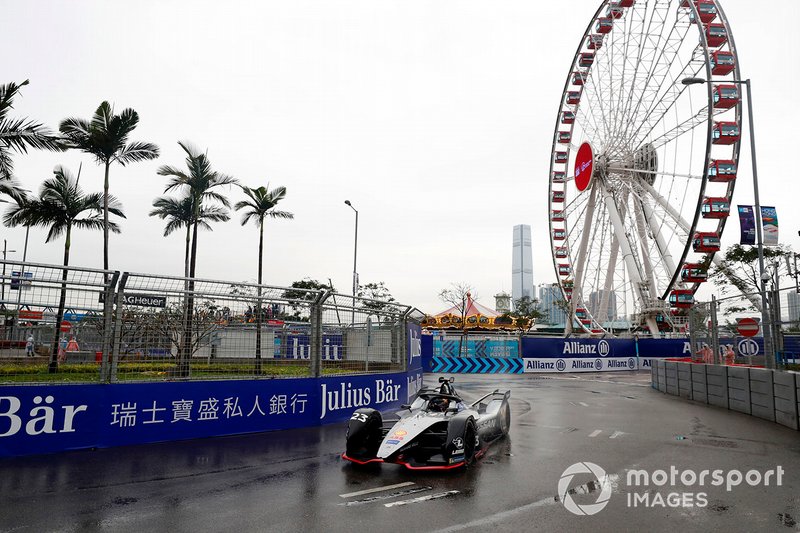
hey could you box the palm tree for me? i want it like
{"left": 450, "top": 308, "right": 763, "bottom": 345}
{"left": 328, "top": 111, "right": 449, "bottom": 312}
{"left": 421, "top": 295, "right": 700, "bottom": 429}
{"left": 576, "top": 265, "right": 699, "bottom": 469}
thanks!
{"left": 157, "top": 141, "right": 236, "bottom": 279}
{"left": 0, "top": 79, "right": 65, "bottom": 182}
{"left": 149, "top": 194, "right": 230, "bottom": 278}
{"left": 234, "top": 185, "right": 294, "bottom": 364}
{"left": 157, "top": 142, "right": 235, "bottom": 375}
{"left": 59, "top": 102, "right": 158, "bottom": 272}
{"left": 4, "top": 166, "right": 124, "bottom": 373}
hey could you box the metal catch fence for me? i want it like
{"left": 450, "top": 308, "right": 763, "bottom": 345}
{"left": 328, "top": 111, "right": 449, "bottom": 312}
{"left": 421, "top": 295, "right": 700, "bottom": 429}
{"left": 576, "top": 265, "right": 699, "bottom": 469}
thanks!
{"left": 0, "top": 261, "right": 417, "bottom": 384}
{"left": 688, "top": 286, "right": 800, "bottom": 368}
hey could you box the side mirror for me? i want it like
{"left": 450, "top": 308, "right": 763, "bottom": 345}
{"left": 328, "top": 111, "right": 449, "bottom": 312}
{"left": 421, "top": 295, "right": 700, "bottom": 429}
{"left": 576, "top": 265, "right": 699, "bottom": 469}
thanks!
{"left": 400, "top": 404, "right": 411, "bottom": 410}
{"left": 450, "top": 377, "right": 455, "bottom": 383}
{"left": 438, "top": 376, "right": 446, "bottom": 383}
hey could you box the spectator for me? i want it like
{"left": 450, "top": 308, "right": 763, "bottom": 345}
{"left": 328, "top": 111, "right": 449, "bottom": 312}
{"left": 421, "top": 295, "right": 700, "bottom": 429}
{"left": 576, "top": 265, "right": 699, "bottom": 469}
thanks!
{"left": 25, "top": 335, "right": 34, "bottom": 357}
{"left": 66, "top": 335, "right": 79, "bottom": 352}
{"left": 724, "top": 345, "right": 735, "bottom": 365}
{"left": 58, "top": 336, "right": 68, "bottom": 363}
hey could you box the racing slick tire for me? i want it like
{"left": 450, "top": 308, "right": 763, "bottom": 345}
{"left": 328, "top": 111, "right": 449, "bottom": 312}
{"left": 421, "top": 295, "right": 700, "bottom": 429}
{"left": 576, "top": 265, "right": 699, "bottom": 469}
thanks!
{"left": 463, "top": 419, "right": 478, "bottom": 465}
{"left": 445, "top": 415, "right": 478, "bottom": 466}
{"left": 346, "top": 408, "right": 383, "bottom": 460}
{"left": 500, "top": 405, "right": 511, "bottom": 436}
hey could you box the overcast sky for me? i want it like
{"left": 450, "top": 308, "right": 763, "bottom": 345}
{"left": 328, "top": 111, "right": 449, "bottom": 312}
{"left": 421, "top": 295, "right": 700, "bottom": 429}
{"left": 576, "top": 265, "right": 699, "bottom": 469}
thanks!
{"left": 3, "top": 0, "right": 798, "bottom": 314}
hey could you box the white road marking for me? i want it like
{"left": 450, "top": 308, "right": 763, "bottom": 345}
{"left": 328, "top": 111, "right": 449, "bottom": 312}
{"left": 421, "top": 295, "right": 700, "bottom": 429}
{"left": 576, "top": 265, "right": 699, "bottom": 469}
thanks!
{"left": 609, "top": 430, "right": 625, "bottom": 439}
{"left": 588, "top": 429, "right": 602, "bottom": 437}
{"left": 579, "top": 401, "right": 589, "bottom": 407}
{"left": 432, "top": 474, "right": 621, "bottom": 533}
{"left": 340, "top": 486, "right": 432, "bottom": 506}
{"left": 384, "top": 490, "right": 460, "bottom": 508}
{"left": 339, "top": 481, "right": 415, "bottom": 498}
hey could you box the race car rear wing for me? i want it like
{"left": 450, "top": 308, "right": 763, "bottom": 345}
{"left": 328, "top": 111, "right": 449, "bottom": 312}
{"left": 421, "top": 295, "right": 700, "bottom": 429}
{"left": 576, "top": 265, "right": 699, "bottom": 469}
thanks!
{"left": 470, "top": 389, "right": 510, "bottom": 408}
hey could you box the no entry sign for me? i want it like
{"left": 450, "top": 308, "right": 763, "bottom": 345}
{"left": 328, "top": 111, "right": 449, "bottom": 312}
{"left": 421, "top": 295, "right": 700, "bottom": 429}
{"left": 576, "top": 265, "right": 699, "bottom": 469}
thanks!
{"left": 574, "top": 142, "right": 594, "bottom": 192}
{"left": 736, "top": 317, "right": 759, "bottom": 337}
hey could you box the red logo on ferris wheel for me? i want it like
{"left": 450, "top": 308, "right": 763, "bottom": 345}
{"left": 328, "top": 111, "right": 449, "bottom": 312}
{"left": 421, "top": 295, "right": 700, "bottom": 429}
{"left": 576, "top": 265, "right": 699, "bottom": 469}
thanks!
{"left": 574, "top": 142, "right": 594, "bottom": 192}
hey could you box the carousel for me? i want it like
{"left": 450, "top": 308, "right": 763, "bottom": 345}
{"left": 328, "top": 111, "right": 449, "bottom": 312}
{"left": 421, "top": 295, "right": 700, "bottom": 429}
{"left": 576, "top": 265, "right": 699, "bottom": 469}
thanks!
{"left": 421, "top": 293, "right": 529, "bottom": 330}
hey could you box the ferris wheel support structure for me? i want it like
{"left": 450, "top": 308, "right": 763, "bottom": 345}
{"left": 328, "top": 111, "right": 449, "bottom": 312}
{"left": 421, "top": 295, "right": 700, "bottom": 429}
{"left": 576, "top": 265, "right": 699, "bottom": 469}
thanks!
{"left": 599, "top": 178, "right": 660, "bottom": 336}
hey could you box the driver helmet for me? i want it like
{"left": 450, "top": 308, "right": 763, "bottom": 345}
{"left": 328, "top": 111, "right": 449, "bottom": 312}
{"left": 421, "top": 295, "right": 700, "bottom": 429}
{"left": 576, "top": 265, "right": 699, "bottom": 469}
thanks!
{"left": 429, "top": 397, "right": 450, "bottom": 412}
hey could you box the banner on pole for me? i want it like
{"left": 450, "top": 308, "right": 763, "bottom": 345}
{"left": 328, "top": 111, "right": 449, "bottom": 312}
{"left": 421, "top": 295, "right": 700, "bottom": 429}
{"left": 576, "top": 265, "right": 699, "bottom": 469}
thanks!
{"left": 761, "top": 206, "right": 779, "bottom": 246}
{"left": 737, "top": 205, "right": 755, "bottom": 245}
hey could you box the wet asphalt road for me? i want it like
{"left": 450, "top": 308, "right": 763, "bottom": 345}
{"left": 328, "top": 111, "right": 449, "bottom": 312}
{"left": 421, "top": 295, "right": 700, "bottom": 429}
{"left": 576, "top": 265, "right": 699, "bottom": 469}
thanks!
{"left": 1, "top": 372, "right": 799, "bottom": 533}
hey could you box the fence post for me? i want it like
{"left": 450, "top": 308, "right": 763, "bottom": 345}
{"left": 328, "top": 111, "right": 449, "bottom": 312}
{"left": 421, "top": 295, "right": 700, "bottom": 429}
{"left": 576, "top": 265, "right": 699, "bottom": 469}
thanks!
{"left": 99, "top": 271, "right": 120, "bottom": 383}
{"left": 711, "top": 295, "right": 720, "bottom": 365}
{"left": 309, "top": 290, "right": 330, "bottom": 378}
{"left": 688, "top": 304, "right": 697, "bottom": 361}
{"left": 401, "top": 307, "right": 413, "bottom": 372}
{"left": 110, "top": 272, "right": 129, "bottom": 383}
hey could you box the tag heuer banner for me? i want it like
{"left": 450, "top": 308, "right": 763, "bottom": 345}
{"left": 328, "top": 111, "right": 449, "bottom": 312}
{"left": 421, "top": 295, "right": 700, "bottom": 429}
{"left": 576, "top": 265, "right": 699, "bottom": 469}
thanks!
{"left": 761, "top": 206, "right": 779, "bottom": 246}
{"left": 738, "top": 205, "right": 755, "bottom": 245}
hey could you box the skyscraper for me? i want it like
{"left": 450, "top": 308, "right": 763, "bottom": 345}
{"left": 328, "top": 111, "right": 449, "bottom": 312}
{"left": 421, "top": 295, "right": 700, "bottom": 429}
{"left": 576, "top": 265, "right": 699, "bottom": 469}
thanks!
{"left": 538, "top": 283, "right": 567, "bottom": 325}
{"left": 512, "top": 224, "right": 534, "bottom": 307}
{"left": 588, "top": 289, "right": 618, "bottom": 323}
{"left": 787, "top": 291, "right": 800, "bottom": 326}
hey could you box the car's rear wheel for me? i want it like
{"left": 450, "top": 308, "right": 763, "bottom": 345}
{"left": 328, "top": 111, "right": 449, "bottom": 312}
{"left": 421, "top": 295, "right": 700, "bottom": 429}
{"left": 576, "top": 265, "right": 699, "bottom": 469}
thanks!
{"left": 502, "top": 406, "right": 511, "bottom": 435}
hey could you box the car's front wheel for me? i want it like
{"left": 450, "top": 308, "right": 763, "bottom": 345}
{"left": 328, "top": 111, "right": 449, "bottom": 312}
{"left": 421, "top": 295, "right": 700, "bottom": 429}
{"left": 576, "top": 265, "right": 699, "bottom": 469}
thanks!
{"left": 463, "top": 419, "right": 479, "bottom": 464}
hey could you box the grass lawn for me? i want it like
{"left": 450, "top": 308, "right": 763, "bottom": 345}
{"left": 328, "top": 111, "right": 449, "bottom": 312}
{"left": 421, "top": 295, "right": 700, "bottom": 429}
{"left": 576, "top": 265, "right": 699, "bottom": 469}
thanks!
{"left": 0, "top": 361, "right": 359, "bottom": 383}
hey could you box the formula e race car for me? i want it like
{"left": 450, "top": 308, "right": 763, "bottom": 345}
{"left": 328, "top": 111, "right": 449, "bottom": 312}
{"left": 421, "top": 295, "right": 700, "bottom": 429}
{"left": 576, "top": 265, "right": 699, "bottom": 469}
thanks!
{"left": 342, "top": 377, "right": 511, "bottom": 470}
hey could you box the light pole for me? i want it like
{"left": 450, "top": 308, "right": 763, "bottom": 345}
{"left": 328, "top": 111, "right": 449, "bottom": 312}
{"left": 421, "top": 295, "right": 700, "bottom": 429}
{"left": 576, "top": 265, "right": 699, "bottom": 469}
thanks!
{"left": 344, "top": 200, "right": 358, "bottom": 326}
{"left": 682, "top": 76, "right": 773, "bottom": 368}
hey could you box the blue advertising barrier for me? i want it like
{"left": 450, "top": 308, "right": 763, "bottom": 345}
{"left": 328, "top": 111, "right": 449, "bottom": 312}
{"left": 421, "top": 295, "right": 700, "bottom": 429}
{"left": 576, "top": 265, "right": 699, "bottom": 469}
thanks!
{"left": 0, "top": 323, "right": 425, "bottom": 458}
{"left": 421, "top": 334, "right": 433, "bottom": 372}
{"left": 432, "top": 337, "right": 519, "bottom": 358}
{"left": 422, "top": 336, "right": 705, "bottom": 374}
{"left": 421, "top": 335, "right": 795, "bottom": 375}
{"left": 431, "top": 356, "right": 523, "bottom": 374}
{"left": 0, "top": 370, "right": 424, "bottom": 458}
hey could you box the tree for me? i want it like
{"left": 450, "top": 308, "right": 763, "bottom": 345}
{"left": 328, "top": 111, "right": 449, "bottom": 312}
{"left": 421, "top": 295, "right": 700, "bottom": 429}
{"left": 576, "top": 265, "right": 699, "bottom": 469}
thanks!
{"left": 358, "top": 281, "right": 397, "bottom": 321}
{"left": 158, "top": 141, "right": 236, "bottom": 279}
{"left": 438, "top": 282, "right": 475, "bottom": 326}
{"left": 149, "top": 194, "right": 229, "bottom": 278}
{"left": 234, "top": 184, "right": 294, "bottom": 365}
{"left": 710, "top": 244, "right": 793, "bottom": 314}
{"left": 0, "top": 80, "right": 65, "bottom": 182}
{"left": 438, "top": 282, "right": 475, "bottom": 357}
{"left": 282, "top": 278, "right": 333, "bottom": 320}
{"left": 508, "top": 295, "right": 545, "bottom": 329}
{"left": 59, "top": 101, "right": 159, "bottom": 272}
{"left": 4, "top": 166, "right": 124, "bottom": 372}
{"left": 157, "top": 142, "right": 235, "bottom": 375}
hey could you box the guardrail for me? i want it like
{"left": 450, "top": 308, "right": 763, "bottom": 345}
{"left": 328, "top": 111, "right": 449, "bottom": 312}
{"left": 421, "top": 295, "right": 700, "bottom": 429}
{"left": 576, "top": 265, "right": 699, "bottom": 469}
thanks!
{"left": 651, "top": 359, "right": 799, "bottom": 431}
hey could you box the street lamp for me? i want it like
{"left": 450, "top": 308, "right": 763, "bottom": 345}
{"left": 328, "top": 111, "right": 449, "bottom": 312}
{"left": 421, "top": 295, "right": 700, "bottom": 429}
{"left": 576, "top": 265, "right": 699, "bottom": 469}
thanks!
{"left": 682, "top": 76, "right": 774, "bottom": 368}
{"left": 344, "top": 200, "right": 358, "bottom": 326}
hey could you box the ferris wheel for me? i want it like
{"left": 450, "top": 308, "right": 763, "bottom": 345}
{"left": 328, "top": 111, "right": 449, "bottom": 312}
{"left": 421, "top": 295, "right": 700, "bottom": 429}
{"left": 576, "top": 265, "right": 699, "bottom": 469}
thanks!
{"left": 548, "top": 0, "right": 742, "bottom": 336}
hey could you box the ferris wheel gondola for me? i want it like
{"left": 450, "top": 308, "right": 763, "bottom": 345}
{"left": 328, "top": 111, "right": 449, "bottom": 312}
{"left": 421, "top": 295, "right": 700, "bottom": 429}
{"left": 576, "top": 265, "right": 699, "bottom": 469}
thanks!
{"left": 547, "top": 0, "right": 742, "bottom": 336}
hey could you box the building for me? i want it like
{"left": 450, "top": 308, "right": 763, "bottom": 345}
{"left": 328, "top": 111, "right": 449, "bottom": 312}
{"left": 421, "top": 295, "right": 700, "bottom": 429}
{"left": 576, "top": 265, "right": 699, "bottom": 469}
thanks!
{"left": 588, "top": 289, "right": 618, "bottom": 323}
{"left": 787, "top": 291, "right": 800, "bottom": 326}
{"left": 494, "top": 292, "right": 511, "bottom": 314}
{"left": 538, "top": 283, "right": 567, "bottom": 325}
{"left": 512, "top": 224, "right": 534, "bottom": 307}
